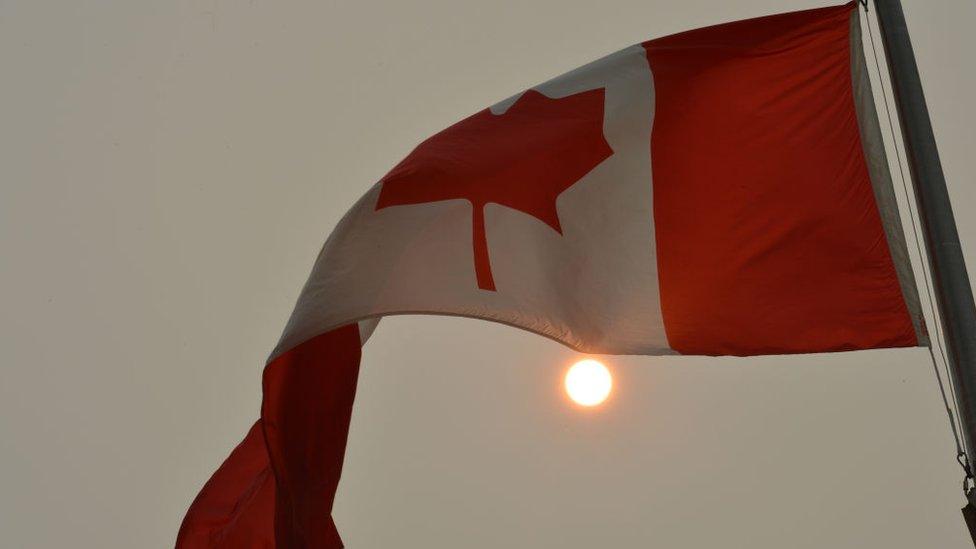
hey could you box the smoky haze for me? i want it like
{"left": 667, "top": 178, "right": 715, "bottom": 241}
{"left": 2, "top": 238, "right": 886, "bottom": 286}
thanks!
{"left": 1, "top": 1, "right": 975, "bottom": 547}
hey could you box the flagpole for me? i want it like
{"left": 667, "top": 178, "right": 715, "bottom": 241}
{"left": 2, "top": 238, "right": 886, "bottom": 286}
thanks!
{"left": 872, "top": 0, "right": 976, "bottom": 535}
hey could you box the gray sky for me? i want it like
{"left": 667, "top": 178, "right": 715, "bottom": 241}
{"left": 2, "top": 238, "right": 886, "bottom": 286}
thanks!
{"left": 2, "top": 1, "right": 975, "bottom": 547}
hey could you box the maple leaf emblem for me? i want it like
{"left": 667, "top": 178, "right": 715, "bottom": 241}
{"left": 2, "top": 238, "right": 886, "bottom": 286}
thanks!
{"left": 376, "top": 89, "right": 613, "bottom": 291}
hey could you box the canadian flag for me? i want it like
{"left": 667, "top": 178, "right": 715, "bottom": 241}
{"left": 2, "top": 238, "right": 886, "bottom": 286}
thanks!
{"left": 177, "top": 3, "right": 924, "bottom": 547}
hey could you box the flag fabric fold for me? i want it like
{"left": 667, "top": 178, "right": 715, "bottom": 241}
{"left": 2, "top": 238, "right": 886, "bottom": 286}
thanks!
{"left": 178, "top": 3, "right": 925, "bottom": 547}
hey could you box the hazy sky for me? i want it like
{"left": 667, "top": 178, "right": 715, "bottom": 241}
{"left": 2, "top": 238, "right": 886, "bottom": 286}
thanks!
{"left": 3, "top": 1, "right": 976, "bottom": 547}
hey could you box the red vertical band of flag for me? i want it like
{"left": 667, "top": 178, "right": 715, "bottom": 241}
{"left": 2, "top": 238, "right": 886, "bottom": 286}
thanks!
{"left": 175, "top": 421, "right": 275, "bottom": 548}
{"left": 177, "top": 325, "right": 361, "bottom": 548}
{"left": 262, "top": 325, "right": 362, "bottom": 548}
{"left": 644, "top": 3, "right": 917, "bottom": 355}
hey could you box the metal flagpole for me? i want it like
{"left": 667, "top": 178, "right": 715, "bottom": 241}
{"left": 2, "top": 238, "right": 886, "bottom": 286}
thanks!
{"left": 872, "top": 0, "right": 976, "bottom": 539}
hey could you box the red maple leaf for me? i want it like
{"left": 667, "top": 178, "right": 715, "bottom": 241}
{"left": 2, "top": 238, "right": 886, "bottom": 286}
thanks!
{"left": 376, "top": 88, "right": 613, "bottom": 291}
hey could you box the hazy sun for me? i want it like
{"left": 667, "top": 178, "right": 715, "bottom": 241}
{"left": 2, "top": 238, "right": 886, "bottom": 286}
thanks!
{"left": 564, "top": 359, "right": 612, "bottom": 407}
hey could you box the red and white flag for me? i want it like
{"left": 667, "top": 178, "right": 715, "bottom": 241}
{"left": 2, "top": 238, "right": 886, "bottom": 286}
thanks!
{"left": 177, "top": 4, "right": 924, "bottom": 547}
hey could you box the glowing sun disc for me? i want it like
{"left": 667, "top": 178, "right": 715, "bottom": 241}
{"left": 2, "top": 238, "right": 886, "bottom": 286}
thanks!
{"left": 564, "top": 359, "right": 612, "bottom": 406}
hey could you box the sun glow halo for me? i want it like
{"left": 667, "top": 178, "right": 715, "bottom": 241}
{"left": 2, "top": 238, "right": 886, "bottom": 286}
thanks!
{"left": 564, "top": 359, "right": 612, "bottom": 407}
